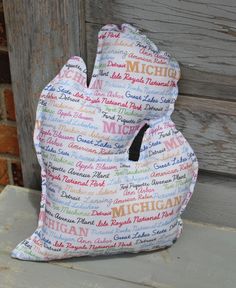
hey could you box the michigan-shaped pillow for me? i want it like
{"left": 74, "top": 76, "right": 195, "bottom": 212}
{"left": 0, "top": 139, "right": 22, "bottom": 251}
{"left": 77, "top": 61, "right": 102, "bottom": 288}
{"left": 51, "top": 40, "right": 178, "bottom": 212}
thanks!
{"left": 11, "top": 23, "right": 198, "bottom": 261}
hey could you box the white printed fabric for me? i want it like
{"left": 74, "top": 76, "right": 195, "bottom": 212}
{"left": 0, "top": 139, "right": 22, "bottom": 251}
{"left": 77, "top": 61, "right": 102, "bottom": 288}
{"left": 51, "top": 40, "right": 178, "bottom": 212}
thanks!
{"left": 12, "top": 23, "right": 198, "bottom": 261}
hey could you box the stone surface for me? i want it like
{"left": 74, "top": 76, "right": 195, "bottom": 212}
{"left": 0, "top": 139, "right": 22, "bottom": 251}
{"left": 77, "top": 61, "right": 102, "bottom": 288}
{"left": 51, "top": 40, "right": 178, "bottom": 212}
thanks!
{"left": 0, "top": 185, "right": 236, "bottom": 288}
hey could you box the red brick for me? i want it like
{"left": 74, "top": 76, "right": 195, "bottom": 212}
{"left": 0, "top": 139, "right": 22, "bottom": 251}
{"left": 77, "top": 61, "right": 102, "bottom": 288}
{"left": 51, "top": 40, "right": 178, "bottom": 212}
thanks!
{"left": 0, "top": 158, "right": 9, "bottom": 185}
{"left": 0, "top": 91, "right": 3, "bottom": 120}
{"left": 4, "top": 88, "right": 16, "bottom": 120}
{"left": 11, "top": 161, "right": 23, "bottom": 186}
{"left": 0, "top": 124, "right": 19, "bottom": 156}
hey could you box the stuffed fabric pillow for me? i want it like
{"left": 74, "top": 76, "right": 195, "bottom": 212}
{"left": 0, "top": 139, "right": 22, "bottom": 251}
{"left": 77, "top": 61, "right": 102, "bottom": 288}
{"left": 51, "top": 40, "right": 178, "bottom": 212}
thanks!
{"left": 12, "top": 23, "right": 198, "bottom": 261}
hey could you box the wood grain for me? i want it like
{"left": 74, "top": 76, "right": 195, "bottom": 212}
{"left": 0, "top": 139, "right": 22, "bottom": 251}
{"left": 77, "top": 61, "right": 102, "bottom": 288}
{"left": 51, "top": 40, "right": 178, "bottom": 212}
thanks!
{"left": 85, "top": 1, "right": 236, "bottom": 100}
{"left": 3, "top": 0, "right": 86, "bottom": 188}
{"left": 3, "top": 0, "right": 236, "bottom": 188}
{"left": 173, "top": 95, "right": 236, "bottom": 174}
{"left": 184, "top": 181, "right": 236, "bottom": 228}
{"left": 86, "top": 22, "right": 236, "bottom": 175}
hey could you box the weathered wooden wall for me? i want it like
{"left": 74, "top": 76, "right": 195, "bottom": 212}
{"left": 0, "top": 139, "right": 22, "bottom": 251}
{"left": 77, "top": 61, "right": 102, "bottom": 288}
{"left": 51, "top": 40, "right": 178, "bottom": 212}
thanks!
{"left": 3, "top": 0, "right": 236, "bottom": 189}
{"left": 3, "top": 0, "right": 86, "bottom": 188}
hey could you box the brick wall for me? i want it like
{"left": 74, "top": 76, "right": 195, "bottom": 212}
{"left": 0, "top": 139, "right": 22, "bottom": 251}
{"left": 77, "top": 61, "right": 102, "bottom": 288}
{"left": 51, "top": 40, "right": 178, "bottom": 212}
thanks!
{"left": 0, "top": 1, "right": 23, "bottom": 191}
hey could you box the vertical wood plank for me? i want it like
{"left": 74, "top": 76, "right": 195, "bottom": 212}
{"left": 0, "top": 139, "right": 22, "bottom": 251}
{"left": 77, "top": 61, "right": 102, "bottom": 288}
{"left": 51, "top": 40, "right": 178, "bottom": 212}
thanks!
{"left": 3, "top": 0, "right": 86, "bottom": 188}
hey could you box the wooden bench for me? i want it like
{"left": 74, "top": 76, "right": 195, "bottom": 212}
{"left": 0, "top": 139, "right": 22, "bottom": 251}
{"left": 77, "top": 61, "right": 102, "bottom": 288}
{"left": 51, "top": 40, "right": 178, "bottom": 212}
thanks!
{"left": 1, "top": 1, "right": 236, "bottom": 287}
{"left": 1, "top": 179, "right": 236, "bottom": 288}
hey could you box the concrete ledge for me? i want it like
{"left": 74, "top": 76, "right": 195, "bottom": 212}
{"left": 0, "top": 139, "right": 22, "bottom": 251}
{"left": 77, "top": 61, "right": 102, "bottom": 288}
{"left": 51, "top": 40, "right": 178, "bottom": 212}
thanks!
{"left": 0, "top": 185, "right": 236, "bottom": 288}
